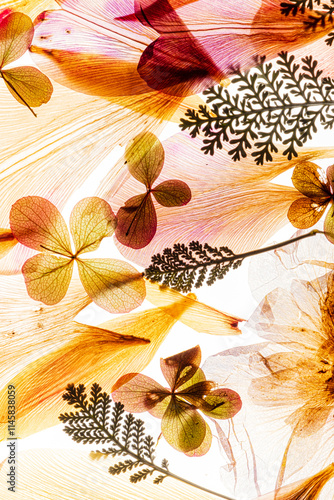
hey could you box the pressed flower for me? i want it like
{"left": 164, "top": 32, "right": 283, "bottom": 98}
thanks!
{"left": 9, "top": 196, "right": 145, "bottom": 312}
{"left": 0, "top": 11, "right": 53, "bottom": 115}
{"left": 115, "top": 132, "right": 191, "bottom": 248}
{"left": 288, "top": 161, "right": 334, "bottom": 243}
{"left": 0, "top": 229, "right": 17, "bottom": 259}
{"left": 103, "top": 133, "right": 334, "bottom": 267}
{"left": 112, "top": 345, "right": 242, "bottom": 455}
{"left": 0, "top": 275, "right": 241, "bottom": 438}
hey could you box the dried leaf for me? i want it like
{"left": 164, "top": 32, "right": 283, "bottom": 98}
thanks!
{"left": 0, "top": 12, "right": 33, "bottom": 67}
{"left": 1, "top": 66, "right": 53, "bottom": 107}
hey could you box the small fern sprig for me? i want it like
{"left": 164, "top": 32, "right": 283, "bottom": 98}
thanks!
{"left": 60, "top": 383, "right": 235, "bottom": 500}
{"left": 280, "top": 0, "right": 334, "bottom": 45}
{"left": 145, "top": 230, "right": 321, "bottom": 293}
{"left": 180, "top": 52, "right": 334, "bottom": 164}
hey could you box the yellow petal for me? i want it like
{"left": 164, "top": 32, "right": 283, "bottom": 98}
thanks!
{"left": 0, "top": 228, "right": 17, "bottom": 258}
{"left": 145, "top": 280, "right": 243, "bottom": 335}
{"left": 77, "top": 258, "right": 146, "bottom": 313}
{"left": 0, "top": 449, "right": 223, "bottom": 499}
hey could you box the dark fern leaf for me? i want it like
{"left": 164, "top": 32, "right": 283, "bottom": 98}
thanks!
{"left": 180, "top": 51, "right": 334, "bottom": 164}
{"left": 153, "top": 474, "right": 167, "bottom": 484}
{"left": 130, "top": 468, "right": 155, "bottom": 483}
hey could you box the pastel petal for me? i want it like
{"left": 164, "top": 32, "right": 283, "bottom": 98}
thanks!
{"left": 70, "top": 197, "right": 116, "bottom": 255}
{"left": 145, "top": 281, "right": 243, "bottom": 335}
{"left": 0, "top": 12, "right": 33, "bottom": 67}
{"left": 287, "top": 197, "right": 328, "bottom": 229}
{"left": 0, "top": 229, "right": 17, "bottom": 259}
{"left": 161, "top": 396, "right": 206, "bottom": 452}
{"left": 324, "top": 203, "right": 334, "bottom": 244}
{"left": 0, "top": 449, "right": 223, "bottom": 499}
{"left": 291, "top": 161, "right": 330, "bottom": 198}
{"left": 152, "top": 179, "right": 191, "bottom": 206}
{"left": 1, "top": 66, "right": 53, "bottom": 110}
{"left": 125, "top": 132, "right": 164, "bottom": 187}
{"left": 112, "top": 373, "right": 169, "bottom": 412}
{"left": 10, "top": 196, "right": 72, "bottom": 256}
{"left": 77, "top": 258, "right": 145, "bottom": 313}
{"left": 22, "top": 253, "right": 73, "bottom": 305}
{"left": 115, "top": 193, "right": 157, "bottom": 249}
{"left": 160, "top": 344, "right": 201, "bottom": 390}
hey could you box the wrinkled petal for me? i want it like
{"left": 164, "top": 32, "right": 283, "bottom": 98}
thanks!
{"left": 112, "top": 372, "right": 169, "bottom": 412}
{"left": 152, "top": 179, "right": 191, "bottom": 206}
{"left": 160, "top": 344, "right": 201, "bottom": 390}
{"left": 145, "top": 281, "right": 243, "bottom": 335}
{"left": 0, "top": 449, "right": 223, "bottom": 499}
{"left": 115, "top": 193, "right": 157, "bottom": 249}
{"left": 22, "top": 253, "right": 73, "bottom": 305}
{"left": 161, "top": 396, "right": 206, "bottom": 452}
{"left": 69, "top": 197, "right": 116, "bottom": 255}
{"left": 254, "top": 463, "right": 334, "bottom": 499}
{"left": 77, "top": 258, "right": 145, "bottom": 314}
{"left": 0, "top": 229, "right": 17, "bottom": 259}
{"left": 1, "top": 66, "right": 53, "bottom": 109}
{"left": 125, "top": 132, "right": 164, "bottom": 187}
{"left": 324, "top": 203, "right": 334, "bottom": 245}
{"left": 287, "top": 197, "right": 328, "bottom": 229}
{"left": 10, "top": 196, "right": 72, "bottom": 256}
{"left": 0, "top": 12, "right": 33, "bottom": 67}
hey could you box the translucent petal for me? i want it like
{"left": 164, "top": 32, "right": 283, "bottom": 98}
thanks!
{"left": 77, "top": 258, "right": 145, "bottom": 313}
{"left": 1, "top": 66, "right": 53, "bottom": 109}
{"left": 10, "top": 196, "right": 72, "bottom": 256}
{"left": 287, "top": 197, "right": 328, "bottom": 229}
{"left": 201, "top": 388, "right": 242, "bottom": 420}
{"left": 324, "top": 203, "right": 334, "bottom": 245}
{"left": 0, "top": 229, "right": 17, "bottom": 259}
{"left": 161, "top": 396, "right": 207, "bottom": 452}
{"left": 291, "top": 161, "right": 330, "bottom": 198}
{"left": 160, "top": 344, "right": 201, "bottom": 390}
{"left": 0, "top": 449, "right": 223, "bottom": 499}
{"left": 0, "top": 12, "right": 33, "bottom": 67}
{"left": 115, "top": 193, "right": 157, "bottom": 249}
{"left": 22, "top": 253, "right": 73, "bottom": 305}
{"left": 112, "top": 373, "right": 169, "bottom": 412}
{"left": 125, "top": 132, "right": 164, "bottom": 187}
{"left": 152, "top": 179, "right": 191, "bottom": 207}
{"left": 69, "top": 197, "right": 116, "bottom": 255}
{"left": 184, "top": 421, "right": 212, "bottom": 457}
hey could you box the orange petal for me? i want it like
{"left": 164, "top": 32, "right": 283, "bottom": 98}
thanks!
{"left": 0, "top": 12, "right": 33, "bottom": 67}
{"left": 0, "top": 449, "right": 224, "bottom": 499}
{"left": 69, "top": 197, "right": 117, "bottom": 255}
{"left": 152, "top": 179, "right": 191, "bottom": 207}
{"left": 77, "top": 258, "right": 145, "bottom": 313}
{"left": 145, "top": 280, "right": 243, "bottom": 335}
{"left": 125, "top": 132, "right": 165, "bottom": 188}
{"left": 1, "top": 66, "right": 53, "bottom": 110}
{"left": 0, "top": 229, "right": 17, "bottom": 259}
{"left": 10, "top": 196, "right": 72, "bottom": 256}
{"left": 22, "top": 253, "right": 73, "bottom": 305}
{"left": 287, "top": 197, "right": 328, "bottom": 229}
{"left": 291, "top": 161, "right": 330, "bottom": 198}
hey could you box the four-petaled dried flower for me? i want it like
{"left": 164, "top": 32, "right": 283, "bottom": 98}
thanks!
{"left": 112, "top": 345, "right": 242, "bottom": 455}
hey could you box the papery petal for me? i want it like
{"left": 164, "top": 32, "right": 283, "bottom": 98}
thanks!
{"left": 10, "top": 196, "right": 72, "bottom": 256}
{"left": 1, "top": 66, "right": 53, "bottom": 109}
{"left": 287, "top": 197, "right": 328, "bottom": 229}
{"left": 327, "top": 164, "right": 334, "bottom": 194}
{"left": 161, "top": 344, "right": 201, "bottom": 390}
{"left": 0, "top": 12, "right": 33, "bottom": 67}
{"left": 161, "top": 396, "right": 206, "bottom": 452}
{"left": 254, "top": 463, "right": 334, "bottom": 500}
{"left": 201, "top": 388, "right": 242, "bottom": 420}
{"left": 70, "top": 197, "right": 116, "bottom": 255}
{"left": 0, "top": 229, "right": 17, "bottom": 258}
{"left": 152, "top": 179, "right": 191, "bottom": 206}
{"left": 112, "top": 372, "right": 169, "bottom": 413}
{"left": 125, "top": 132, "right": 164, "bottom": 187}
{"left": 324, "top": 203, "right": 334, "bottom": 244}
{"left": 145, "top": 281, "right": 243, "bottom": 335}
{"left": 22, "top": 253, "right": 73, "bottom": 305}
{"left": 115, "top": 193, "right": 157, "bottom": 249}
{"left": 0, "top": 449, "right": 223, "bottom": 499}
{"left": 77, "top": 258, "right": 145, "bottom": 313}
{"left": 184, "top": 421, "right": 212, "bottom": 457}
{"left": 291, "top": 161, "right": 330, "bottom": 198}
